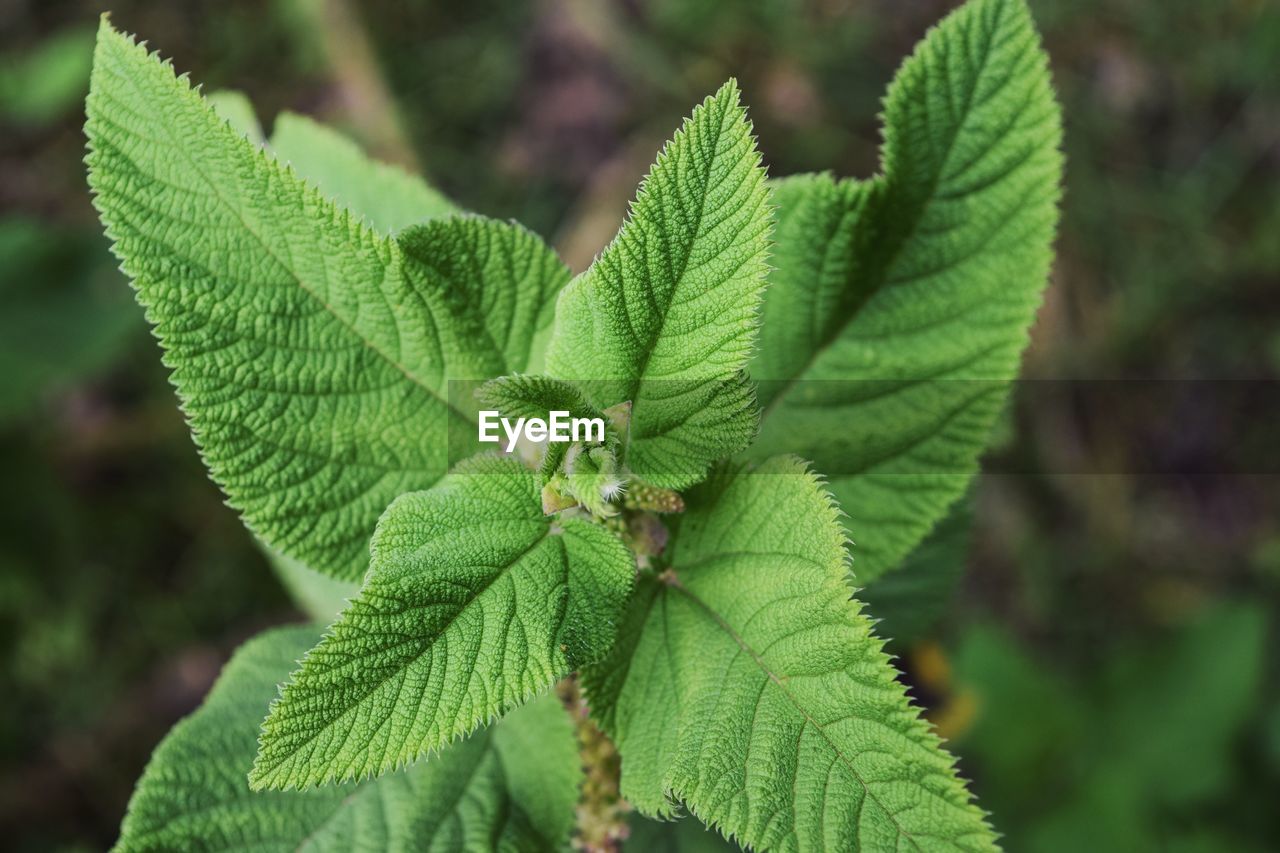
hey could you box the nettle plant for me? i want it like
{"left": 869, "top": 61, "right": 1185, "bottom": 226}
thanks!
{"left": 85, "top": 0, "right": 1060, "bottom": 849}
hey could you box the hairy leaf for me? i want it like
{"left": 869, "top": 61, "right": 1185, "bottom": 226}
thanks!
{"left": 117, "top": 625, "right": 581, "bottom": 852}
{"left": 583, "top": 457, "right": 994, "bottom": 851}
{"left": 252, "top": 455, "right": 634, "bottom": 790}
{"left": 269, "top": 111, "right": 456, "bottom": 234}
{"left": 476, "top": 374, "right": 624, "bottom": 485}
{"left": 86, "top": 19, "right": 569, "bottom": 580}
{"left": 859, "top": 495, "right": 973, "bottom": 647}
{"left": 476, "top": 374, "right": 603, "bottom": 425}
{"left": 546, "top": 80, "right": 770, "bottom": 490}
{"left": 206, "top": 89, "right": 262, "bottom": 143}
{"left": 751, "top": 0, "right": 1062, "bottom": 582}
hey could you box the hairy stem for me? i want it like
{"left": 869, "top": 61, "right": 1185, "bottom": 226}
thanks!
{"left": 559, "top": 676, "right": 630, "bottom": 852}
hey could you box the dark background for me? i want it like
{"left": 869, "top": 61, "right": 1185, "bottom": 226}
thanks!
{"left": 2, "top": 0, "right": 1278, "bottom": 849}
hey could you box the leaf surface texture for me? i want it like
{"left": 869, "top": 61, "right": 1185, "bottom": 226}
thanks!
{"left": 269, "top": 111, "right": 457, "bottom": 234}
{"left": 546, "top": 81, "right": 770, "bottom": 490}
{"left": 117, "top": 625, "right": 581, "bottom": 852}
{"left": 751, "top": 0, "right": 1062, "bottom": 582}
{"left": 583, "top": 457, "right": 994, "bottom": 852}
{"left": 252, "top": 455, "right": 634, "bottom": 789}
{"left": 86, "top": 21, "right": 569, "bottom": 579}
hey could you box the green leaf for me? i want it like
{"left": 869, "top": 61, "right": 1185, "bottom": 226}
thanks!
{"left": 117, "top": 624, "right": 581, "bottom": 852}
{"left": 858, "top": 495, "right": 973, "bottom": 647}
{"left": 546, "top": 80, "right": 770, "bottom": 491}
{"left": 583, "top": 456, "right": 994, "bottom": 851}
{"left": 561, "top": 444, "right": 626, "bottom": 519}
{"left": 85, "top": 19, "right": 569, "bottom": 580}
{"left": 476, "top": 374, "right": 604, "bottom": 426}
{"left": 251, "top": 455, "right": 634, "bottom": 790}
{"left": 395, "top": 220, "right": 569, "bottom": 377}
{"left": 269, "top": 111, "right": 457, "bottom": 234}
{"left": 476, "top": 374, "right": 625, "bottom": 490}
{"left": 750, "top": 0, "right": 1062, "bottom": 582}
{"left": 206, "top": 89, "right": 263, "bottom": 144}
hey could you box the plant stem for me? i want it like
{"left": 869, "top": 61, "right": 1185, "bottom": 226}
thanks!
{"left": 558, "top": 676, "right": 630, "bottom": 852}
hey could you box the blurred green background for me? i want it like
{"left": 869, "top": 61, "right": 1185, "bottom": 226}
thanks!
{"left": 2, "top": 0, "right": 1278, "bottom": 849}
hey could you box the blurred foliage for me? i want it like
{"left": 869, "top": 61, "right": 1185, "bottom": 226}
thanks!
{"left": 0, "top": 0, "right": 1277, "bottom": 849}
{"left": 952, "top": 603, "right": 1274, "bottom": 850}
{"left": 625, "top": 811, "right": 737, "bottom": 852}
{"left": 0, "top": 218, "right": 135, "bottom": 423}
{"left": 0, "top": 26, "right": 93, "bottom": 127}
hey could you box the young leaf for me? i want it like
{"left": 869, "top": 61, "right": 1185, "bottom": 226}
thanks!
{"left": 269, "top": 111, "right": 457, "bottom": 234}
{"left": 582, "top": 457, "right": 994, "bottom": 851}
{"left": 476, "top": 374, "right": 625, "bottom": 491}
{"left": 476, "top": 374, "right": 604, "bottom": 426}
{"left": 750, "top": 0, "right": 1062, "bottom": 582}
{"left": 546, "top": 80, "right": 770, "bottom": 491}
{"left": 251, "top": 455, "right": 634, "bottom": 790}
{"left": 117, "top": 625, "right": 581, "bottom": 852}
{"left": 86, "top": 19, "right": 569, "bottom": 580}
